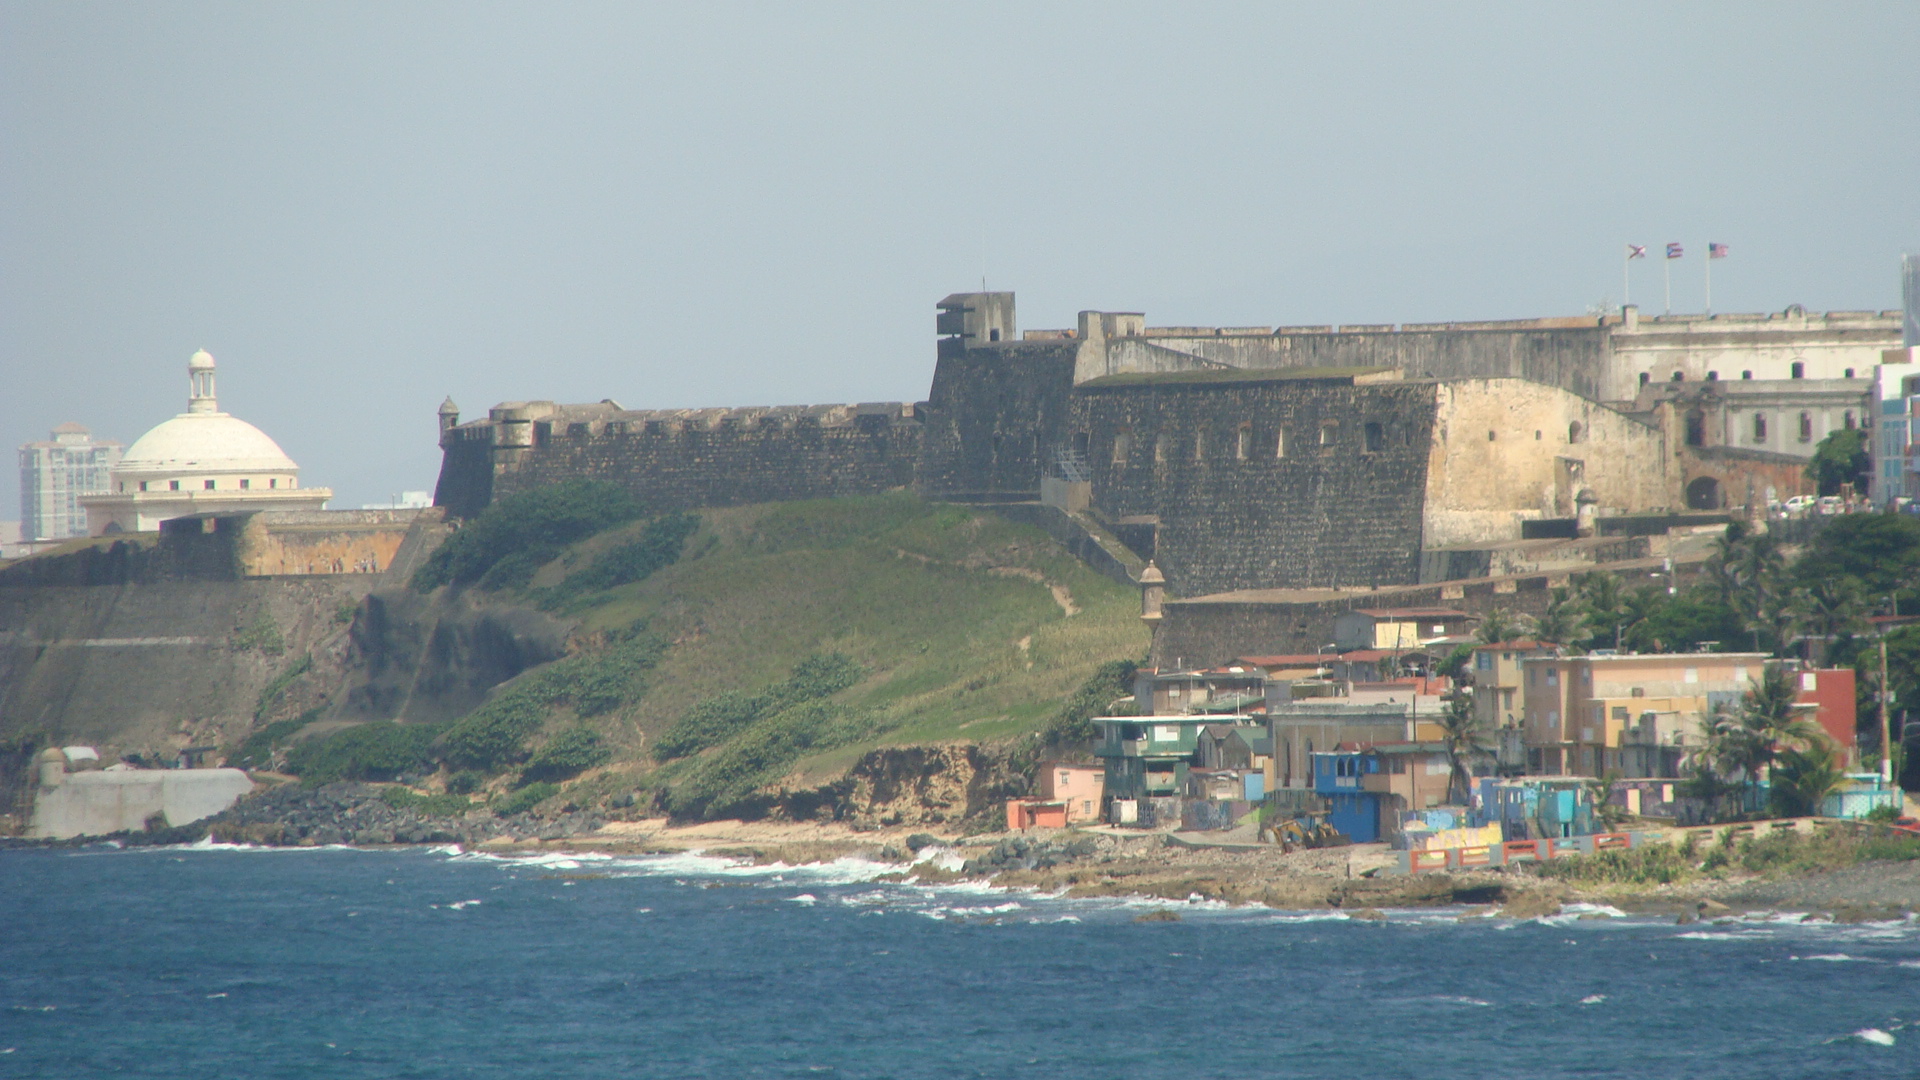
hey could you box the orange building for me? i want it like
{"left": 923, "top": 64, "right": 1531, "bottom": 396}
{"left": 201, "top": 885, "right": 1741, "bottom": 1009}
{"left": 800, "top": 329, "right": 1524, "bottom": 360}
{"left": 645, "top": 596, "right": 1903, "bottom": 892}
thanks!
{"left": 1038, "top": 763, "right": 1105, "bottom": 824}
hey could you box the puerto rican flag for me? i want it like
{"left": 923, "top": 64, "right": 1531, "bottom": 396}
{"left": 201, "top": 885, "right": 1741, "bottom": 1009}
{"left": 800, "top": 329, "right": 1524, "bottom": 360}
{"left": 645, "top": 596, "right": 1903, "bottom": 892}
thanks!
{"left": 1709, "top": 243, "right": 1729, "bottom": 258}
{"left": 1627, "top": 244, "right": 1647, "bottom": 259}
{"left": 1666, "top": 242, "right": 1684, "bottom": 259}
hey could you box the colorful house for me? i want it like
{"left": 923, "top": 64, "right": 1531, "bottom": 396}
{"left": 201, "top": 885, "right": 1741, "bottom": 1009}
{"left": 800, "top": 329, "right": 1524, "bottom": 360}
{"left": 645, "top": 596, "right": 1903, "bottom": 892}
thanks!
{"left": 1312, "top": 750, "right": 1384, "bottom": 843}
{"left": 1038, "top": 762, "right": 1106, "bottom": 824}
{"left": 1094, "top": 714, "right": 1252, "bottom": 812}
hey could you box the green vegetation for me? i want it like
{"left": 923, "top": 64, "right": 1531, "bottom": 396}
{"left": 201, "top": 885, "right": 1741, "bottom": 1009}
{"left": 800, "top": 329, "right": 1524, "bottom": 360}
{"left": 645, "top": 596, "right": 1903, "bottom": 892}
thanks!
{"left": 534, "top": 512, "right": 700, "bottom": 611}
{"left": 286, "top": 721, "right": 442, "bottom": 785}
{"left": 410, "top": 479, "right": 646, "bottom": 591}
{"left": 233, "top": 612, "right": 286, "bottom": 655}
{"left": 438, "top": 625, "right": 666, "bottom": 771}
{"left": 493, "top": 781, "right": 559, "bottom": 817}
{"left": 253, "top": 653, "right": 313, "bottom": 723}
{"left": 653, "top": 653, "right": 863, "bottom": 761}
{"left": 411, "top": 493, "right": 1146, "bottom": 818}
{"left": 1530, "top": 825, "right": 1920, "bottom": 887}
{"left": 228, "top": 707, "right": 324, "bottom": 771}
{"left": 520, "top": 727, "right": 612, "bottom": 784}
{"left": 379, "top": 786, "right": 472, "bottom": 818}
{"left": 1025, "top": 659, "right": 1138, "bottom": 760}
{"left": 1806, "top": 428, "right": 1870, "bottom": 497}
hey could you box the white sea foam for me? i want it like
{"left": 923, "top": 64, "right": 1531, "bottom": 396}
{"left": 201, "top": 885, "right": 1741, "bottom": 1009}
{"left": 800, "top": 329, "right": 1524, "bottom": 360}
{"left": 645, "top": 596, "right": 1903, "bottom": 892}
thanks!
{"left": 1854, "top": 1028, "right": 1895, "bottom": 1046}
{"left": 787, "top": 894, "right": 818, "bottom": 905}
{"left": 1791, "top": 953, "right": 1876, "bottom": 963}
{"left": 1580, "top": 994, "right": 1606, "bottom": 1005}
{"left": 447, "top": 899, "right": 481, "bottom": 910}
{"left": 1676, "top": 930, "right": 1772, "bottom": 941}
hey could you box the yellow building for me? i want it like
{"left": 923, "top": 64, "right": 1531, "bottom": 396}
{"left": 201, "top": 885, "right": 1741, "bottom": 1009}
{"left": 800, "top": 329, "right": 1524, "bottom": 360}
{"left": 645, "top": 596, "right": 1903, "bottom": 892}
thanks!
{"left": 1520, "top": 652, "right": 1768, "bottom": 777}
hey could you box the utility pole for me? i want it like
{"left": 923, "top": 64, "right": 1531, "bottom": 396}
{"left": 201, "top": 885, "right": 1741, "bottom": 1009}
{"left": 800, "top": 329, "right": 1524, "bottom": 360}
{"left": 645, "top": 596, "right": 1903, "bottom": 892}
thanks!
{"left": 1883, "top": 626, "right": 1895, "bottom": 786}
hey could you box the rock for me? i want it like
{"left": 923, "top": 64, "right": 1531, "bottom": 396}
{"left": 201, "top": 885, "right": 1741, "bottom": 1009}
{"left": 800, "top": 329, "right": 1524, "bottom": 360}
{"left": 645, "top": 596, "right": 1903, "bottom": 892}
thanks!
{"left": 1498, "top": 894, "right": 1563, "bottom": 919}
{"left": 1133, "top": 909, "right": 1181, "bottom": 923}
{"left": 1346, "top": 908, "right": 1387, "bottom": 921}
{"left": 1675, "top": 911, "right": 1697, "bottom": 925}
{"left": 1697, "top": 899, "right": 1731, "bottom": 915}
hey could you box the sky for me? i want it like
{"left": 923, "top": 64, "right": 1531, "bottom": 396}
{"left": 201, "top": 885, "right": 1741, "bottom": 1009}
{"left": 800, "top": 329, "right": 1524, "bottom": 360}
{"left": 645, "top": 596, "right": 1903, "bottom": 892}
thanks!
{"left": 3, "top": 2, "right": 1917, "bottom": 513}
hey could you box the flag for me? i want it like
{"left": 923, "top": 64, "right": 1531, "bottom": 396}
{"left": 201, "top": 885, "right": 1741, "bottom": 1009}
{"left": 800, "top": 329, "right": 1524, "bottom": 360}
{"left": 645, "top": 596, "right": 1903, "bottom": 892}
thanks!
{"left": 1627, "top": 244, "right": 1647, "bottom": 259}
{"left": 1709, "top": 243, "right": 1729, "bottom": 258}
{"left": 1666, "top": 242, "right": 1684, "bottom": 259}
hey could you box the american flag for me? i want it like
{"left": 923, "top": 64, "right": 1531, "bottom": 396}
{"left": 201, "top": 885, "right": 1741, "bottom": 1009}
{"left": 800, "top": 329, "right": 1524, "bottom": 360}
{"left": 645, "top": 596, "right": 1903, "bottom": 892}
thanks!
{"left": 1627, "top": 244, "right": 1647, "bottom": 259}
{"left": 1666, "top": 242, "right": 1684, "bottom": 259}
{"left": 1709, "top": 243, "right": 1729, "bottom": 258}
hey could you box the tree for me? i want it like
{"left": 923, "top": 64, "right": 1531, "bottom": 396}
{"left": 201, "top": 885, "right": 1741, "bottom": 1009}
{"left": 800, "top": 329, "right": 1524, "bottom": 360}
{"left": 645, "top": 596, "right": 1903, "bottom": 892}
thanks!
{"left": 1475, "top": 608, "right": 1522, "bottom": 645}
{"left": 1792, "top": 576, "right": 1867, "bottom": 664}
{"left": 1796, "top": 514, "right": 1920, "bottom": 610}
{"left": 1531, "top": 587, "right": 1588, "bottom": 647}
{"left": 1806, "top": 427, "right": 1870, "bottom": 497}
{"left": 1436, "top": 691, "right": 1494, "bottom": 806}
{"left": 1436, "top": 643, "right": 1475, "bottom": 685}
{"left": 1574, "top": 571, "right": 1626, "bottom": 649}
{"left": 1769, "top": 741, "right": 1847, "bottom": 818}
{"left": 1696, "top": 664, "right": 1827, "bottom": 817}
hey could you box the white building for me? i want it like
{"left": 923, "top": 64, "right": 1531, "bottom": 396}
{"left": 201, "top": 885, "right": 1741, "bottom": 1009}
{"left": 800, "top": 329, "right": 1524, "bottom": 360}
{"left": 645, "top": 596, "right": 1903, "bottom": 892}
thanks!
{"left": 18, "top": 422, "right": 123, "bottom": 541}
{"left": 81, "top": 350, "right": 331, "bottom": 534}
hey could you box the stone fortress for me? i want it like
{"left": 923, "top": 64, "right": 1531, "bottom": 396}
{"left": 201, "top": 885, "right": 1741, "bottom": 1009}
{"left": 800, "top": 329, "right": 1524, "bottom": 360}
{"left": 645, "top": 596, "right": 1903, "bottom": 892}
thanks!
{"left": 433, "top": 292, "right": 1902, "bottom": 602}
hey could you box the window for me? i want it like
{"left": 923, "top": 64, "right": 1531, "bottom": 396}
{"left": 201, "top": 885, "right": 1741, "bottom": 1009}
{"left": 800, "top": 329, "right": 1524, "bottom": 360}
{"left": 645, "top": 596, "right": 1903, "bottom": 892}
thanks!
{"left": 1844, "top": 410, "right": 1855, "bottom": 430}
{"left": 1534, "top": 430, "right": 1543, "bottom": 440}
{"left": 1791, "top": 361, "right": 1804, "bottom": 379}
{"left": 1611, "top": 706, "right": 1628, "bottom": 721}
{"left": 1670, "top": 371, "right": 1684, "bottom": 382}
{"left": 1752, "top": 413, "right": 1768, "bottom": 442}
{"left": 1547, "top": 668, "right": 1559, "bottom": 686}
{"left": 1154, "top": 433, "right": 1169, "bottom": 463}
{"left": 1706, "top": 371, "right": 1719, "bottom": 381}
{"left": 240, "top": 478, "right": 250, "bottom": 490}
{"left": 1799, "top": 412, "right": 1813, "bottom": 442}
{"left": 1845, "top": 368, "right": 1855, "bottom": 379}
{"left": 1685, "top": 409, "right": 1706, "bottom": 447}
{"left": 1364, "top": 422, "right": 1384, "bottom": 452}
{"left": 1488, "top": 430, "right": 1497, "bottom": 441}
{"left": 1568, "top": 421, "right": 1585, "bottom": 444}
{"left": 1741, "top": 370, "right": 1752, "bottom": 380}
{"left": 1236, "top": 425, "right": 1252, "bottom": 460}
{"left": 269, "top": 479, "right": 278, "bottom": 489}
{"left": 1475, "top": 652, "right": 1492, "bottom": 671}
{"left": 1111, "top": 428, "right": 1130, "bottom": 464}
{"left": 139, "top": 481, "right": 148, "bottom": 492}
{"left": 1274, "top": 429, "right": 1287, "bottom": 458}
{"left": 169, "top": 480, "right": 179, "bottom": 491}
{"left": 204, "top": 479, "right": 216, "bottom": 490}
{"left": 1319, "top": 422, "right": 1336, "bottom": 447}
{"left": 1684, "top": 668, "right": 1699, "bottom": 684}
{"left": 1639, "top": 372, "right": 1650, "bottom": 387}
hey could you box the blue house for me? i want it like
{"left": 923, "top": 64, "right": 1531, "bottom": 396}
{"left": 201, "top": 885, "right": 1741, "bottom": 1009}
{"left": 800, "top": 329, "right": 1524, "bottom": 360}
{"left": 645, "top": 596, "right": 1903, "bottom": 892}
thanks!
{"left": 1311, "top": 751, "right": 1383, "bottom": 843}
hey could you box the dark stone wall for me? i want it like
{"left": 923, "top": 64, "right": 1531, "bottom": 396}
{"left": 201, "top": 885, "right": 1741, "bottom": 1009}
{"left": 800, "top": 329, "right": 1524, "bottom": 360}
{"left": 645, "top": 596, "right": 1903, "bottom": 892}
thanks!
{"left": 487, "top": 415, "right": 922, "bottom": 513}
{"left": 1069, "top": 377, "right": 1440, "bottom": 595}
{"left": 432, "top": 433, "right": 495, "bottom": 519}
{"left": 918, "top": 341, "right": 1078, "bottom": 499}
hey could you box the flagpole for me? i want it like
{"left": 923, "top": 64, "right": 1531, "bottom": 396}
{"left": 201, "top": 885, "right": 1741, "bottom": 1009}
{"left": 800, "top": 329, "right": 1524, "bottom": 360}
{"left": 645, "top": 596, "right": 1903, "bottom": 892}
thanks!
{"left": 1664, "top": 255, "right": 1671, "bottom": 315}
{"left": 1705, "top": 247, "right": 1712, "bottom": 314}
{"left": 1624, "top": 250, "right": 1631, "bottom": 310}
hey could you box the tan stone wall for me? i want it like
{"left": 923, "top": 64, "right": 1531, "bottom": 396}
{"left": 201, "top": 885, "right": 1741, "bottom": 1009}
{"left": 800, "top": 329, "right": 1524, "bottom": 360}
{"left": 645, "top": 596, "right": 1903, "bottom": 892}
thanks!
{"left": 1423, "top": 380, "right": 1673, "bottom": 548}
{"left": 235, "top": 511, "right": 426, "bottom": 576}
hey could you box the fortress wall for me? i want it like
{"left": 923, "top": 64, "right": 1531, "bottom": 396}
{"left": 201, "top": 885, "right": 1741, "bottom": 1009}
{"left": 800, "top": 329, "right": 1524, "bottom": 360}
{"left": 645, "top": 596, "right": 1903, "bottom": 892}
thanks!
{"left": 487, "top": 412, "right": 923, "bottom": 512}
{"left": 1422, "top": 379, "right": 1675, "bottom": 548}
{"left": 431, "top": 432, "right": 495, "bottom": 519}
{"left": 918, "top": 341, "right": 1078, "bottom": 499}
{"left": 236, "top": 511, "right": 434, "bottom": 577}
{"left": 1070, "top": 377, "right": 1440, "bottom": 595}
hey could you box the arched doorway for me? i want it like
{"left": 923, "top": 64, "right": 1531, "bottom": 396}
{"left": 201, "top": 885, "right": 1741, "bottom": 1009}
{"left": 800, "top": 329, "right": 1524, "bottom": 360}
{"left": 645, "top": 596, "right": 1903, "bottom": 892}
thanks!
{"left": 1686, "top": 476, "right": 1722, "bottom": 510}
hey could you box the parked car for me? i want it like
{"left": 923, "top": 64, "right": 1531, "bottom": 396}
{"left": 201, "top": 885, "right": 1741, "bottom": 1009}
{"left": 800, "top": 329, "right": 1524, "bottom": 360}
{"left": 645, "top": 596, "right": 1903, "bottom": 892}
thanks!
{"left": 1817, "top": 496, "right": 1844, "bottom": 515}
{"left": 1783, "top": 495, "right": 1816, "bottom": 514}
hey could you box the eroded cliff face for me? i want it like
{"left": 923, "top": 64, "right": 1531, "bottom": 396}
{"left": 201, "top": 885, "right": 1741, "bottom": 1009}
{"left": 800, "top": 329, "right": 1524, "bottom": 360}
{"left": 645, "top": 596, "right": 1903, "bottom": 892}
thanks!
{"left": 779, "top": 744, "right": 1031, "bottom": 827}
{"left": 337, "top": 586, "right": 573, "bottom": 725}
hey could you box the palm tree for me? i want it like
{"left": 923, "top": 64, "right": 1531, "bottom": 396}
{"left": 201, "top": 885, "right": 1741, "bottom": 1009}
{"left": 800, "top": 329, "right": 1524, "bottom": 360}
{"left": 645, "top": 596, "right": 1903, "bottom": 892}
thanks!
{"left": 1530, "top": 587, "right": 1588, "bottom": 647}
{"left": 1475, "top": 608, "right": 1522, "bottom": 645}
{"left": 1768, "top": 741, "right": 1848, "bottom": 818}
{"left": 1574, "top": 571, "right": 1625, "bottom": 648}
{"left": 1794, "top": 575, "right": 1868, "bottom": 664}
{"left": 1696, "top": 663, "right": 1827, "bottom": 817}
{"left": 1436, "top": 691, "right": 1494, "bottom": 806}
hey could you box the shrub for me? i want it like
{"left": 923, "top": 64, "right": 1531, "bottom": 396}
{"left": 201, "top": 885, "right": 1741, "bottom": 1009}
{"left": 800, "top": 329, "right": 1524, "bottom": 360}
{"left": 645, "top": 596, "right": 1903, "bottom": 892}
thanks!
{"left": 536, "top": 513, "right": 700, "bottom": 610}
{"left": 234, "top": 613, "right": 286, "bottom": 655}
{"left": 437, "top": 628, "right": 665, "bottom": 771}
{"left": 286, "top": 721, "right": 442, "bottom": 785}
{"left": 653, "top": 653, "right": 864, "bottom": 761}
{"left": 410, "top": 480, "right": 645, "bottom": 592}
{"left": 379, "top": 787, "right": 472, "bottom": 818}
{"left": 445, "top": 770, "right": 486, "bottom": 796}
{"left": 494, "top": 781, "right": 559, "bottom": 817}
{"left": 228, "top": 707, "right": 324, "bottom": 771}
{"left": 520, "top": 728, "right": 611, "bottom": 784}
{"left": 254, "top": 654, "right": 313, "bottom": 723}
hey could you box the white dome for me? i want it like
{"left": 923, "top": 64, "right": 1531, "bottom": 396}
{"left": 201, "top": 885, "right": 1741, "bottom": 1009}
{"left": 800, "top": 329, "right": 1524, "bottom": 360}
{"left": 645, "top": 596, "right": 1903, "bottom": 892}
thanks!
{"left": 117, "top": 412, "right": 300, "bottom": 475}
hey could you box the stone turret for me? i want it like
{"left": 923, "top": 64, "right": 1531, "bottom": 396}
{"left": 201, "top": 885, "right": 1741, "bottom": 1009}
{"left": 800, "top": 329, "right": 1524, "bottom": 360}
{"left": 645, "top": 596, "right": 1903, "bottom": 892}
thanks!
{"left": 438, "top": 396, "right": 460, "bottom": 441}
{"left": 1139, "top": 561, "right": 1166, "bottom": 626}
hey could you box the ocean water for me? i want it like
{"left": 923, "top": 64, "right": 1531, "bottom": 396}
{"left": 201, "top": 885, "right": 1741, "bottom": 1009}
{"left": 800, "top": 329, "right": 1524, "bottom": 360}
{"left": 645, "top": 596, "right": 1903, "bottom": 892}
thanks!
{"left": 2, "top": 844, "right": 1917, "bottom": 1079}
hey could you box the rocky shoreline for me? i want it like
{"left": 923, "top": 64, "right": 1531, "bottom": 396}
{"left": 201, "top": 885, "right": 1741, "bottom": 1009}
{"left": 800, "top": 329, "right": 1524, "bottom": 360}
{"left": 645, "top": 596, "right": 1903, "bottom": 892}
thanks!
{"left": 9, "top": 783, "right": 1920, "bottom": 924}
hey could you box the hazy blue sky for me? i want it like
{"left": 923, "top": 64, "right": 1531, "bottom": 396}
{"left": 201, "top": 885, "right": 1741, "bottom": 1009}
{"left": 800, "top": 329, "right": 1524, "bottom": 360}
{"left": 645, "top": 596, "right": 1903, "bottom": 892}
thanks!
{"left": 4, "top": 2, "right": 1917, "bottom": 512}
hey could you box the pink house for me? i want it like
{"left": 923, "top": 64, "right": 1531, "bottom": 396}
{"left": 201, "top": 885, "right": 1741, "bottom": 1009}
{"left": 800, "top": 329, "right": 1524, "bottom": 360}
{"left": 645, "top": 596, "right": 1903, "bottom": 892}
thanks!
{"left": 1039, "top": 763, "right": 1105, "bottom": 824}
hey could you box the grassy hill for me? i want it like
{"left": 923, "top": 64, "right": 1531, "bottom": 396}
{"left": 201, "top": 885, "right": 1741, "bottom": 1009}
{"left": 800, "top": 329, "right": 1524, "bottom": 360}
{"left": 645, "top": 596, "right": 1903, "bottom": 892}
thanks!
{"left": 299, "top": 492, "right": 1147, "bottom": 820}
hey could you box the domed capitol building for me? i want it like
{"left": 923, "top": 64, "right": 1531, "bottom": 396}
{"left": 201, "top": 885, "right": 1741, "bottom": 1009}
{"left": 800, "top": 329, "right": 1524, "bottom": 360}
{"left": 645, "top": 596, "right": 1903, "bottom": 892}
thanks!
{"left": 82, "top": 350, "right": 331, "bottom": 534}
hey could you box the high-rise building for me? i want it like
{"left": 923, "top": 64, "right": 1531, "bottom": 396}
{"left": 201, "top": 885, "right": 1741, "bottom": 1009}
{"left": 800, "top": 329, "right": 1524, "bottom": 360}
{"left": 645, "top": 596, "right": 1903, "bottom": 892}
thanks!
{"left": 18, "top": 423, "right": 123, "bottom": 541}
